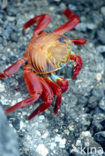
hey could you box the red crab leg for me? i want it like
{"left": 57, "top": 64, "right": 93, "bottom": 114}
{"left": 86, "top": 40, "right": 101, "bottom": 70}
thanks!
{"left": 70, "top": 54, "right": 83, "bottom": 80}
{"left": 22, "top": 14, "right": 52, "bottom": 37}
{"left": 0, "top": 57, "right": 26, "bottom": 79}
{"left": 27, "top": 77, "right": 54, "bottom": 120}
{"left": 53, "top": 8, "right": 80, "bottom": 35}
{"left": 4, "top": 69, "right": 42, "bottom": 114}
{"left": 43, "top": 76, "right": 62, "bottom": 115}
{"left": 71, "top": 38, "right": 87, "bottom": 45}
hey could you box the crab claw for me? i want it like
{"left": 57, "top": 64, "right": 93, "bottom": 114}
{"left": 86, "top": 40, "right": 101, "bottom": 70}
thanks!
{"left": 71, "top": 55, "right": 83, "bottom": 80}
{"left": 51, "top": 74, "right": 69, "bottom": 93}
{"left": 56, "top": 77, "right": 69, "bottom": 93}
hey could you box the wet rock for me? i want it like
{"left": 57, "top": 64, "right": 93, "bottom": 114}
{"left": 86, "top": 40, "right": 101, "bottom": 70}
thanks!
{"left": 0, "top": 106, "right": 19, "bottom": 156}
{"left": 99, "top": 97, "right": 105, "bottom": 111}
{"left": 10, "top": 32, "right": 18, "bottom": 42}
{"left": 101, "top": 6, "right": 105, "bottom": 16}
{"left": 101, "top": 52, "right": 105, "bottom": 59}
{"left": 75, "top": 23, "right": 87, "bottom": 32}
{"left": 1, "top": 0, "right": 8, "bottom": 9}
{"left": 92, "top": 86, "right": 104, "bottom": 101}
{"left": 96, "top": 45, "right": 105, "bottom": 53}
{"left": 92, "top": 0, "right": 104, "bottom": 9}
{"left": 68, "top": 4, "right": 77, "bottom": 11}
{"left": 91, "top": 11, "right": 103, "bottom": 26}
{"left": 88, "top": 96, "right": 98, "bottom": 109}
{"left": 95, "top": 131, "right": 105, "bottom": 150}
{"left": 92, "top": 113, "right": 105, "bottom": 132}
{"left": 97, "top": 29, "right": 105, "bottom": 44}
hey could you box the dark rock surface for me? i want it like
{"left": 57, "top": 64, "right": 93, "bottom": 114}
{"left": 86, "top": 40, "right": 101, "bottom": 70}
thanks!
{"left": 0, "top": 107, "right": 19, "bottom": 156}
{"left": 0, "top": 0, "right": 105, "bottom": 156}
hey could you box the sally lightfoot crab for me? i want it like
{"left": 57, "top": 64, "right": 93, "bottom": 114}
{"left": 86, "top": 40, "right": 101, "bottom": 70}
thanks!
{"left": 0, "top": 8, "right": 87, "bottom": 120}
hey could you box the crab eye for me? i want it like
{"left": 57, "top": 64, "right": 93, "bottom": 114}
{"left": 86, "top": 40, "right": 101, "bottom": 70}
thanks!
{"left": 58, "top": 37, "right": 66, "bottom": 43}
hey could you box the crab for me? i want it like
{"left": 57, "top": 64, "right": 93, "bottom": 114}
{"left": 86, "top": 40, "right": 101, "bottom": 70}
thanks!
{"left": 0, "top": 8, "right": 87, "bottom": 120}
